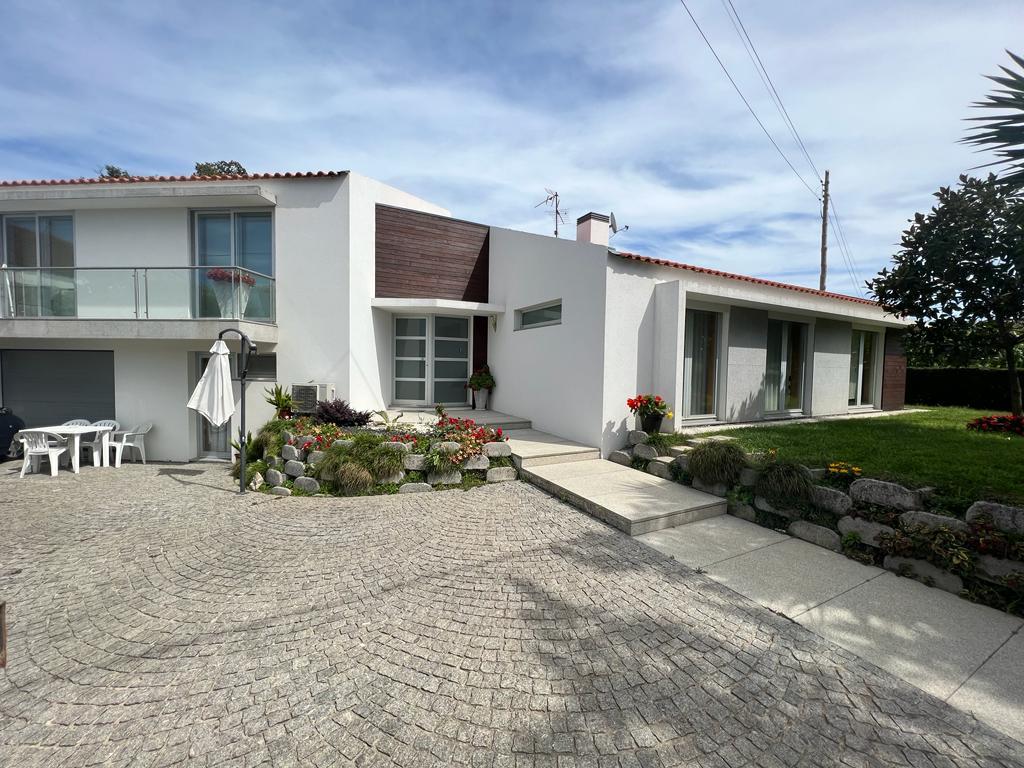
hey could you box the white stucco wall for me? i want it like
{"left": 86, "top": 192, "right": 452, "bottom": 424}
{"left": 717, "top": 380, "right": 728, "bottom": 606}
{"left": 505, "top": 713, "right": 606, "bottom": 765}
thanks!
{"left": 810, "top": 319, "right": 853, "bottom": 415}
{"left": 487, "top": 228, "right": 607, "bottom": 448}
{"left": 725, "top": 306, "right": 769, "bottom": 422}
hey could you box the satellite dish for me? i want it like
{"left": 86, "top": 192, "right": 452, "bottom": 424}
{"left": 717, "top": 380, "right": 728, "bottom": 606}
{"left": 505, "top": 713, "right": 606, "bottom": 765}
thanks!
{"left": 609, "top": 212, "right": 629, "bottom": 236}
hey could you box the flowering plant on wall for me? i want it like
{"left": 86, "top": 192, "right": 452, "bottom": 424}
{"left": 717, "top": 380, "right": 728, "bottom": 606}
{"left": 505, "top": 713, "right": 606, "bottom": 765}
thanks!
{"left": 626, "top": 394, "right": 673, "bottom": 420}
{"left": 206, "top": 267, "right": 256, "bottom": 287}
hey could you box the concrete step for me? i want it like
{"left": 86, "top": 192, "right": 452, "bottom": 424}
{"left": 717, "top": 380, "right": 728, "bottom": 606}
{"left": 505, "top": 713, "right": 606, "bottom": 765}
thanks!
{"left": 504, "top": 429, "right": 601, "bottom": 469}
{"left": 522, "top": 458, "right": 727, "bottom": 536}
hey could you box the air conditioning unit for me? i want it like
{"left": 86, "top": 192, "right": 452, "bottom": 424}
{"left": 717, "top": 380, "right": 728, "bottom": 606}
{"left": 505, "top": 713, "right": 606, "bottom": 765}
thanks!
{"left": 290, "top": 383, "right": 336, "bottom": 414}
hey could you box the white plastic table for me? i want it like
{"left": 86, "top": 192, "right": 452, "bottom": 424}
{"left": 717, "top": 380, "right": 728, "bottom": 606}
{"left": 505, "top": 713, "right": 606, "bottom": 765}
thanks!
{"left": 30, "top": 424, "right": 115, "bottom": 473}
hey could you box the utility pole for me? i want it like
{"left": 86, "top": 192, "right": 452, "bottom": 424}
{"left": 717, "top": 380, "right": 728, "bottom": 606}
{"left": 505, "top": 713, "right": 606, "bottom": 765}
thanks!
{"left": 819, "top": 169, "right": 830, "bottom": 292}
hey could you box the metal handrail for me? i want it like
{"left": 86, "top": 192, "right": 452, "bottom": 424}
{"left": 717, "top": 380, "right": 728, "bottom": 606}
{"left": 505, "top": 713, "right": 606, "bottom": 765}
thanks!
{"left": 0, "top": 265, "right": 274, "bottom": 280}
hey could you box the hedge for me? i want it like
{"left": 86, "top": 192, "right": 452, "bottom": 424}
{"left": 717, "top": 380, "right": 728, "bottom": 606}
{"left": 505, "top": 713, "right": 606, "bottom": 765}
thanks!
{"left": 907, "top": 367, "right": 1023, "bottom": 410}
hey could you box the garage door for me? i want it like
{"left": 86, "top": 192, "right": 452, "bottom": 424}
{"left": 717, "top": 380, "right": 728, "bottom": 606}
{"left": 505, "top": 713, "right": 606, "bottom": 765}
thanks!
{"left": 0, "top": 350, "right": 115, "bottom": 427}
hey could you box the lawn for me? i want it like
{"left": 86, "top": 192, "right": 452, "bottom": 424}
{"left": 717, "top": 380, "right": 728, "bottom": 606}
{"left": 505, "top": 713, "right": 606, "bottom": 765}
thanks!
{"left": 708, "top": 407, "right": 1024, "bottom": 510}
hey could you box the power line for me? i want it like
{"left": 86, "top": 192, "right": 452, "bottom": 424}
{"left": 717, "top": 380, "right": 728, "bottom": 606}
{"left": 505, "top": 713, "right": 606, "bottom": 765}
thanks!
{"left": 720, "top": 0, "right": 821, "bottom": 183}
{"left": 675, "top": 0, "right": 821, "bottom": 201}
{"left": 828, "top": 198, "right": 866, "bottom": 295}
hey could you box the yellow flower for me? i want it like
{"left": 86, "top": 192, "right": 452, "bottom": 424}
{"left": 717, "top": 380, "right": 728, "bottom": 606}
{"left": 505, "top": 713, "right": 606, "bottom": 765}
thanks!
{"left": 666, "top": 411, "right": 674, "bottom": 419}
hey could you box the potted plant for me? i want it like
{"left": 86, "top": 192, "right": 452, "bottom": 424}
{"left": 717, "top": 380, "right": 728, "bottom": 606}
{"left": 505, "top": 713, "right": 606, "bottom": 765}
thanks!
{"left": 264, "top": 385, "right": 295, "bottom": 419}
{"left": 627, "top": 394, "right": 673, "bottom": 433}
{"left": 206, "top": 267, "right": 256, "bottom": 318}
{"left": 467, "top": 365, "right": 496, "bottom": 410}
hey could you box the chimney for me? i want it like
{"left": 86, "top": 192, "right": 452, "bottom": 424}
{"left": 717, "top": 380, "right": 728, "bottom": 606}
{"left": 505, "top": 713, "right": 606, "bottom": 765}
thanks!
{"left": 576, "top": 212, "right": 609, "bottom": 247}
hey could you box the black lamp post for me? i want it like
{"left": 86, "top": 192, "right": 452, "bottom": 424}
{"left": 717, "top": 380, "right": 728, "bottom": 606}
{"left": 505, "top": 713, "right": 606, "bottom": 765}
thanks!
{"left": 219, "top": 328, "right": 257, "bottom": 494}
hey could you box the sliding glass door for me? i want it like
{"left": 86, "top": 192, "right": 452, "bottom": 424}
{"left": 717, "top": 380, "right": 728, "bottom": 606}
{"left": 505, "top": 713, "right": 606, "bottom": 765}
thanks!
{"left": 683, "top": 309, "right": 720, "bottom": 418}
{"left": 393, "top": 315, "right": 471, "bottom": 406}
{"left": 765, "top": 320, "right": 807, "bottom": 413}
{"left": 2, "top": 214, "right": 75, "bottom": 316}
{"left": 849, "top": 330, "right": 877, "bottom": 407}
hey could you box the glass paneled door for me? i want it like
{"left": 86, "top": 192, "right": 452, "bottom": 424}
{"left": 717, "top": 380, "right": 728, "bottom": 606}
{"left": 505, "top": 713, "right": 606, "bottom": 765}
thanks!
{"left": 196, "top": 354, "right": 231, "bottom": 458}
{"left": 2, "top": 214, "right": 75, "bottom": 316}
{"left": 765, "top": 320, "right": 807, "bottom": 413}
{"left": 393, "top": 315, "right": 471, "bottom": 406}
{"left": 194, "top": 211, "right": 273, "bottom": 319}
{"left": 849, "top": 330, "right": 877, "bottom": 407}
{"left": 683, "top": 309, "right": 720, "bottom": 418}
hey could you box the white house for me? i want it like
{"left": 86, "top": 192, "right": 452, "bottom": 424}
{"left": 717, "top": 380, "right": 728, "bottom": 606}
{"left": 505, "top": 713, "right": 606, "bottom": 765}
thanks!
{"left": 0, "top": 170, "right": 908, "bottom": 461}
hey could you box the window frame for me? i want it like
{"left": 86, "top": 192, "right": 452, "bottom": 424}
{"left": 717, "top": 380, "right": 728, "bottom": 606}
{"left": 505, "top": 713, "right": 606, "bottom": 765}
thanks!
{"left": 764, "top": 319, "right": 809, "bottom": 415}
{"left": 682, "top": 308, "right": 723, "bottom": 420}
{"left": 191, "top": 208, "right": 275, "bottom": 278}
{"left": 848, "top": 328, "right": 881, "bottom": 408}
{"left": 515, "top": 299, "right": 562, "bottom": 331}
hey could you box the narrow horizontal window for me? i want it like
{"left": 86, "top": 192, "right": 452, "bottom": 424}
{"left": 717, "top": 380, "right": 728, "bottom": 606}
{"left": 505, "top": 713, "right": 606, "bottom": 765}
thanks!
{"left": 516, "top": 301, "right": 562, "bottom": 330}
{"left": 239, "top": 353, "right": 276, "bottom": 380}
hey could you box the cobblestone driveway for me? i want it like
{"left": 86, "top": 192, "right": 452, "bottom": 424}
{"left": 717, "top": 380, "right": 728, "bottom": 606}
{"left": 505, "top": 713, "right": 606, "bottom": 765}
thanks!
{"left": 1, "top": 463, "right": 1022, "bottom": 767}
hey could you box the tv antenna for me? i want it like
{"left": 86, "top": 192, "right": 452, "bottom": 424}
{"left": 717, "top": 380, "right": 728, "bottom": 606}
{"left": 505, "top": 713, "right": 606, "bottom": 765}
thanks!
{"left": 609, "top": 211, "right": 629, "bottom": 238}
{"left": 535, "top": 188, "right": 568, "bottom": 237}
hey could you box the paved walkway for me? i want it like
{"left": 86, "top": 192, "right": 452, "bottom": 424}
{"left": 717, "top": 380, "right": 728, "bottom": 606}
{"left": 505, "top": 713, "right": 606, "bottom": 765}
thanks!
{"left": 1, "top": 463, "right": 1022, "bottom": 766}
{"left": 638, "top": 515, "right": 1024, "bottom": 744}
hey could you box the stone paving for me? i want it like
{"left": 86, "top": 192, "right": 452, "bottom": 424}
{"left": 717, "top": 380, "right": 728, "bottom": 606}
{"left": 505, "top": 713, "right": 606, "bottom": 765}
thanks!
{"left": 0, "top": 463, "right": 1022, "bottom": 768}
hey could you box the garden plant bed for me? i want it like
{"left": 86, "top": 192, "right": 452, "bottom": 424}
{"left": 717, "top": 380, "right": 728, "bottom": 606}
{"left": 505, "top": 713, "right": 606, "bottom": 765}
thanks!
{"left": 235, "top": 411, "right": 516, "bottom": 497}
{"left": 617, "top": 427, "right": 1024, "bottom": 616}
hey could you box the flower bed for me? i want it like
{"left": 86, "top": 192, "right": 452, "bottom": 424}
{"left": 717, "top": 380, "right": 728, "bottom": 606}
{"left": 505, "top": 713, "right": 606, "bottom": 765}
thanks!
{"left": 237, "top": 413, "right": 515, "bottom": 498}
{"left": 967, "top": 413, "right": 1024, "bottom": 436}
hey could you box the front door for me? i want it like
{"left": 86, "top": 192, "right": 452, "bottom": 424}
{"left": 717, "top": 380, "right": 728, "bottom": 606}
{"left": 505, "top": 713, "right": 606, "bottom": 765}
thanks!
{"left": 392, "top": 315, "right": 471, "bottom": 406}
{"left": 196, "top": 354, "right": 231, "bottom": 458}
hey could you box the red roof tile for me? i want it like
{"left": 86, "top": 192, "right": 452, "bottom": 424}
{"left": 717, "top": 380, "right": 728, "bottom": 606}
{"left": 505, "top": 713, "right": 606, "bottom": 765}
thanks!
{"left": 613, "top": 250, "right": 877, "bottom": 307}
{"left": 0, "top": 171, "right": 346, "bottom": 187}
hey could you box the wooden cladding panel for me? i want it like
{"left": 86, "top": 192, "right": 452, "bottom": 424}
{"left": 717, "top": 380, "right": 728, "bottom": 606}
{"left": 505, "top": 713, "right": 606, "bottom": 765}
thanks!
{"left": 375, "top": 205, "right": 489, "bottom": 301}
{"left": 881, "top": 329, "right": 907, "bottom": 411}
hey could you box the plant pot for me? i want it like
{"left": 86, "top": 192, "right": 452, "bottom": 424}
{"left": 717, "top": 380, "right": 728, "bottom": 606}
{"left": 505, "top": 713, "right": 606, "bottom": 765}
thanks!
{"left": 641, "top": 413, "right": 664, "bottom": 434}
{"left": 477, "top": 389, "right": 489, "bottom": 411}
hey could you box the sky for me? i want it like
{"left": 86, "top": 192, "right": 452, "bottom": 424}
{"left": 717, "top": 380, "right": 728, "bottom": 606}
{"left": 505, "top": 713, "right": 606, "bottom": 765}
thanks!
{"left": 1, "top": 0, "right": 1021, "bottom": 297}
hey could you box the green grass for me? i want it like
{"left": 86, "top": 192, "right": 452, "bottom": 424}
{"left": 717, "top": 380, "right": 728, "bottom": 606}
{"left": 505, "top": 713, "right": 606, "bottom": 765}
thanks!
{"left": 710, "top": 407, "right": 1024, "bottom": 509}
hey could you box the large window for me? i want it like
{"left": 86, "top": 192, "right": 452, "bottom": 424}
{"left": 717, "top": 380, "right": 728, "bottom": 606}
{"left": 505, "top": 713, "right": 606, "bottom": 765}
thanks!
{"left": 849, "top": 330, "right": 878, "bottom": 407}
{"left": 393, "top": 315, "right": 471, "bottom": 405}
{"left": 683, "top": 309, "right": 720, "bottom": 418}
{"left": 765, "top": 320, "right": 807, "bottom": 412}
{"left": 1, "top": 213, "right": 75, "bottom": 316}
{"left": 194, "top": 210, "right": 273, "bottom": 319}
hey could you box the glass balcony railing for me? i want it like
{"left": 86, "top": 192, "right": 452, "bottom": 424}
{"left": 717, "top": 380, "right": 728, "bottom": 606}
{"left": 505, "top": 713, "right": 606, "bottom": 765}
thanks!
{"left": 0, "top": 266, "right": 275, "bottom": 322}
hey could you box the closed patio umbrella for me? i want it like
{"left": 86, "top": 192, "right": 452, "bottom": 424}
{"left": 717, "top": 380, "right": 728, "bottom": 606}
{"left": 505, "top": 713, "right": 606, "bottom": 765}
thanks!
{"left": 187, "top": 339, "right": 235, "bottom": 427}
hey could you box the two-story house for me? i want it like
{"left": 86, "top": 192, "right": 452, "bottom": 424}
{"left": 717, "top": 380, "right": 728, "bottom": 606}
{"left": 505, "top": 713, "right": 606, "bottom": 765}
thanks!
{"left": 0, "top": 170, "right": 908, "bottom": 462}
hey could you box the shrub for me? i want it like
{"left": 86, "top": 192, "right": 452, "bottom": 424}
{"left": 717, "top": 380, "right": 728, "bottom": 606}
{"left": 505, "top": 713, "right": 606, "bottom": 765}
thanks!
{"left": 316, "top": 433, "right": 403, "bottom": 484}
{"left": 315, "top": 399, "right": 372, "bottom": 427}
{"left": 252, "top": 419, "right": 292, "bottom": 458}
{"left": 966, "top": 414, "right": 1024, "bottom": 436}
{"left": 330, "top": 463, "right": 374, "bottom": 495}
{"left": 688, "top": 441, "right": 747, "bottom": 486}
{"left": 755, "top": 461, "right": 813, "bottom": 504}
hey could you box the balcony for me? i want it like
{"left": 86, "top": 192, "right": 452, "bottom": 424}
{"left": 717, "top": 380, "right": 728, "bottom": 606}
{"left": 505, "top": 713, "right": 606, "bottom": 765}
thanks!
{"left": 0, "top": 266, "right": 277, "bottom": 343}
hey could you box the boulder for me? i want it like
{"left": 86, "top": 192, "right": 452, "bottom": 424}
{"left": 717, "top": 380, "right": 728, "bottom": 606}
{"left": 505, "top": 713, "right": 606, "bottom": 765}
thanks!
{"left": 646, "top": 457, "right": 673, "bottom": 479}
{"left": 754, "top": 496, "right": 799, "bottom": 520}
{"left": 788, "top": 521, "right": 841, "bottom": 552}
{"left": 692, "top": 478, "right": 729, "bottom": 497}
{"left": 428, "top": 471, "right": 462, "bottom": 485}
{"left": 806, "top": 468, "right": 827, "bottom": 481}
{"left": 306, "top": 450, "right": 325, "bottom": 465}
{"left": 264, "top": 468, "right": 285, "bottom": 487}
{"left": 668, "top": 445, "right": 692, "bottom": 458}
{"left": 382, "top": 441, "right": 410, "bottom": 453}
{"left": 436, "top": 441, "right": 462, "bottom": 454}
{"left": 899, "top": 510, "right": 969, "bottom": 533}
{"left": 281, "top": 431, "right": 294, "bottom": 444}
{"left": 378, "top": 471, "right": 405, "bottom": 485}
{"left": 398, "top": 482, "right": 433, "bottom": 493}
{"left": 729, "top": 502, "right": 757, "bottom": 523}
{"left": 269, "top": 486, "right": 292, "bottom": 497}
{"left": 247, "top": 471, "right": 264, "bottom": 491}
{"left": 633, "top": 443, "right": 659, "bottom": 461}
{"left": 810, "top": 485, "right": 852, "bottom": 516}
{"left": 462, "top": 455, "right": 490, "bottom": 471}
{"left": 283, "top": 460, "right": 305, "bottom": 478}
{"left": 686, "top": 435, "right": 736, "bottom": 446}
{"left": 293, "top": 476, "right": 320, "bottom": 494}
{"left": 609, "top": 450, "right": 632, "bottom": 466}
{"left": 484, "top": 442, "right": 512, "bottom": 458}
{"left": 977, "top": 554, "right": 1024, "bottom": 583}
{"left": 739, "top": 467, "right": 760, "bottom": 488}
{"left": 883, "top": 556, "right": 963, "bottom": 594}
{"left": 404, "top": 453, "right": 427, "bottom": 471}
{"left": 672, "top": 454, "right": 690, "bottom": 472}
{"left": 965, "top": 501, "right": 1024, "bottom": 535}
{"left": 849, "top": 478, "right": 923, "bottom": 511}
{"left": 331, "top": 439, "right": 353, "bottom": 449}
{"left": 627, "top": 430, "right": 648, "bottom": 446}
{"left": 281, "top": 444, "right": 304, "bottom": 462}
{"left": 837, "top": 516, "right": 895, "bottom": 548}
{"left": 486, "top": 467, "right": 517, "bottom": 482}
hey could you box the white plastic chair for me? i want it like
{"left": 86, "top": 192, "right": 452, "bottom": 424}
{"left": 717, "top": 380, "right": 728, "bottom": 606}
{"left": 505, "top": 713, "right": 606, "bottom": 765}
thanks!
{"left": 83, "top": 420, "right": 120, "bottom": 467}
{"left": 16, "top": 431, "right": 68, "bottom": 478}
{"left": 61, "top": 419, "right": 91, "bottom": 426}
{"left": 110, "top": 423, "right": 152, "bottom": 467}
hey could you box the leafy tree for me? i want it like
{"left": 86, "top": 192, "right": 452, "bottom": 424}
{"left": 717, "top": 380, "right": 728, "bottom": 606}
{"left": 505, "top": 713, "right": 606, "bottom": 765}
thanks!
{"left": 194, "top": 160, "right": 247, "bottom": 176}
{"left": 963, "top": 50, "right": 1024, "bottom": 189}
{"left": 870, "top": 174, "right": 1024, "bottom": 414}
{"left": 97, "top": 164, "right": 130, "bottom": 178}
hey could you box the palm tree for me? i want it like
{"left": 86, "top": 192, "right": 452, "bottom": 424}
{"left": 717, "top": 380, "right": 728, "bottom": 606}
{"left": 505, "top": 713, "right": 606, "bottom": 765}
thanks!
{"left": 963, "top": 51, "right": 1024, "bottom": 188}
